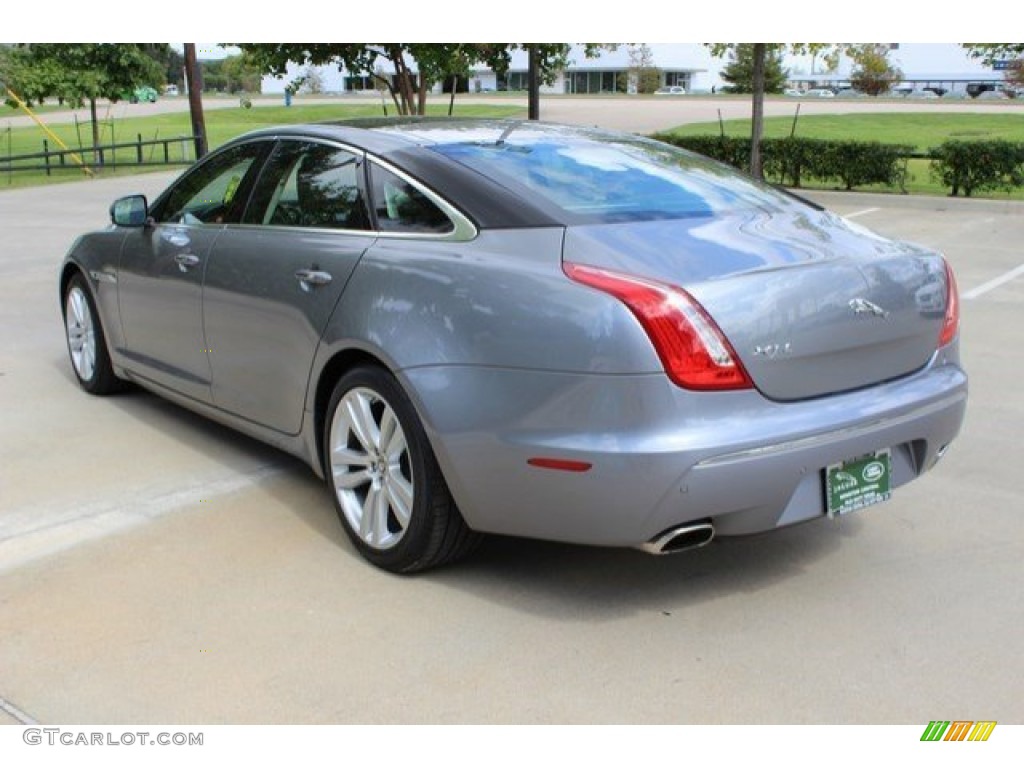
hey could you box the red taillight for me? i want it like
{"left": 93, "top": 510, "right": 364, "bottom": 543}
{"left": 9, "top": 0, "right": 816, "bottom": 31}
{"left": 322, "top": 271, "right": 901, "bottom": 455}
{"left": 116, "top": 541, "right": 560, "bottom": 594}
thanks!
{"left": 938, "top": 259, "right": 960, "bottom": 348}
{"left": 564, "top": 262, "right": 753, "bottom": 391}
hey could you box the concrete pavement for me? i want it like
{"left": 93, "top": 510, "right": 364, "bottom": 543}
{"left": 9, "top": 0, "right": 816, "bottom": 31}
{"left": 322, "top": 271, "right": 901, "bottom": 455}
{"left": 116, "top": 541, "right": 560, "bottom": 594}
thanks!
{"left": 0, "top": 172, "right": 1022, "bottom": 724}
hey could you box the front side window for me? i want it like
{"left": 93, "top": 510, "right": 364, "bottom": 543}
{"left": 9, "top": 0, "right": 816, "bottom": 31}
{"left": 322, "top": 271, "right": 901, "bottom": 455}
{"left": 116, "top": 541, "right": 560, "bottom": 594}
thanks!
{"left": 153, "top": 142, "right": 266, "bottom": 225}
{"left": 245, "top": 141, "right": 369, "bottom": 231}
{"left": 368, "top": 163, "right": 454, "bottom": 235}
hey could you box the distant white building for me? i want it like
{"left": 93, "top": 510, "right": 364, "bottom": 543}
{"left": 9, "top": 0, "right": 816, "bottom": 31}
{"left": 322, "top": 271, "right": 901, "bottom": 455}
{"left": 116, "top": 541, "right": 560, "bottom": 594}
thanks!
{"left": 786, "top": 43, "right": 1010, "bottom": 95}
{"left": 259, "top": 43, "right": 1010, "bottom": 97}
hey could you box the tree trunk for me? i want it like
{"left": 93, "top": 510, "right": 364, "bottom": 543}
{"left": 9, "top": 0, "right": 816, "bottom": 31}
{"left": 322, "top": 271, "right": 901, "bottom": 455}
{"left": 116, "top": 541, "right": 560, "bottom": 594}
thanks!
{"left": 527, "top": 45, "right": 540, "bottom": 120}
{"left": 388, "top": 45, "right": 414, "bottom": 115}
{"left": 417, "top": 76, "right": 428, "bottom": 116}
{"left": 750, "top": 43, "right": 766, "bottom": 180}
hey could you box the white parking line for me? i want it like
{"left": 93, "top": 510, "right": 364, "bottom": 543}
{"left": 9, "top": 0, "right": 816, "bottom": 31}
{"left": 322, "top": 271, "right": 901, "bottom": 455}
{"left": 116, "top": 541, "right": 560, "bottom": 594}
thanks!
{"left": 0, "top": 464, "right": 288, "bottom": 574}
{"left": 844, "top": 207, "right": 881, "bottom": 219}
{"left": 963, "top": 264, "right": 1024, "bottom": 301}
{"left": 0, "top": 696, "right": 38, "bottom": 725}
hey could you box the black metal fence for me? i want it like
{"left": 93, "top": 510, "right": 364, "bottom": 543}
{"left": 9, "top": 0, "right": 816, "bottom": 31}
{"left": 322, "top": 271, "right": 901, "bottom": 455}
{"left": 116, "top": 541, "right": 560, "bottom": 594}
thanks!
{"left": 1, "top": 134, "right": 200, "bottom": 176}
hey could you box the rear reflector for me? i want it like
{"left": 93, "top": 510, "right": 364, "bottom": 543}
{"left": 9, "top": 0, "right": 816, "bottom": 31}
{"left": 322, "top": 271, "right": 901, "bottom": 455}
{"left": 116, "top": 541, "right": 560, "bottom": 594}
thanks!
{"left": 564, "top": 262, "right": 753, "bottom": 391}
{"left": 527, "top": 458, "right": 593, "bottom": 472}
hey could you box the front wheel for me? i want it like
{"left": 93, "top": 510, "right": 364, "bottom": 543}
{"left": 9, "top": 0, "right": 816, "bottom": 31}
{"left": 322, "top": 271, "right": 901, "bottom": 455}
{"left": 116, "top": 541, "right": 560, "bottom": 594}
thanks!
{"left": 324, "top": 366, "right": 480, "bottom": 573}
{"left": 63, "top": 274, "right": 124, "bottom": 395}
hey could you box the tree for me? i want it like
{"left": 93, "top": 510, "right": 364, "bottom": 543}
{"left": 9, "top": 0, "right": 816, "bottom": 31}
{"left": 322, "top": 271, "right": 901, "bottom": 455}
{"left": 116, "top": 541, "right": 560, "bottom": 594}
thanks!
{"left": 621, "top": 44, "right": 660, "bottom": 94}
{"left": 2, "top": 44, "right": 164, "bottom": 155}
{"left": 236, "top": 44, "right": 493, "bottom": 115}
{"left": 233, "top": 44, "right": 609, "bottom": 116}
{"left": 707, "top": 43, "right": 838, "bottom": 179}
{"left": 1009, "top": 62, "right": 1024, "bottom": 91}
{"left": 141, "top": 44, "right": 183, "bottom": 90}
{"left": 961, "top": 43, "right": 1024, "bottom": 65}
{"left": 301, "top": 66, "right": 325, "bottom": 95}
{"left": 848, "top": 44, "right": 902, "bottom": 96}
{"left": 219, "top": 53, "right": 263, "bottom": 93}
{"left": 962, "top": 44, "right": 1024, "bottom": 92}
{"left": 719, "top": 44, "right": 788, "bottom": 94}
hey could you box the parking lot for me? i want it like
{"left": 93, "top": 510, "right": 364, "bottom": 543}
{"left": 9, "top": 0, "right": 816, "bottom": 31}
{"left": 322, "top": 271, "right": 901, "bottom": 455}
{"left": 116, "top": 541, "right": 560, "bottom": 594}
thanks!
{"left": 1, "top": 167, "right": 1023, "bottom": 725}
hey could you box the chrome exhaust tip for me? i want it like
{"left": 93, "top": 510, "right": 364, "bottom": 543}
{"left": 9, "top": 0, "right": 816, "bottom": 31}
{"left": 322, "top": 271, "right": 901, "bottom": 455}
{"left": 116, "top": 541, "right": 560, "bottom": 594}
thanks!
{"left": 638, "top": 520, "right": 715, "bottom": 555}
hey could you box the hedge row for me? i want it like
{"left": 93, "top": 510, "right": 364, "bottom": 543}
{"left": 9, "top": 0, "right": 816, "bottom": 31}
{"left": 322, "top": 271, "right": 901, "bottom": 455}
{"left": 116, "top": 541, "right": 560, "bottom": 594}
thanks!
{"left": 929, "top": 140, "right": 1024, "bottom": 197}
{"left": 653, "top": 134, "right": 911, "bottom": 192}
{"left": 653, "top": 134, "right": 1024, "bottom": 197}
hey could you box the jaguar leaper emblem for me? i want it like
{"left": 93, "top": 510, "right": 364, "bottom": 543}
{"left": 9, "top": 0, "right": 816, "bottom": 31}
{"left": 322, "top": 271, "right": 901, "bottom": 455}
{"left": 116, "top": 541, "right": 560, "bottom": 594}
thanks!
{"left": 849, "top": 298, "right": 889, "bottom": 318}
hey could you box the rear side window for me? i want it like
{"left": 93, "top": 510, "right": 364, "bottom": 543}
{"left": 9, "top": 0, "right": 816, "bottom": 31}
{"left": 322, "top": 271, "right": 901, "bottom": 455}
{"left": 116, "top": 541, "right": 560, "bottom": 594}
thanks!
{"left": 368, "top": 162, "right": 454, "bottom": 235}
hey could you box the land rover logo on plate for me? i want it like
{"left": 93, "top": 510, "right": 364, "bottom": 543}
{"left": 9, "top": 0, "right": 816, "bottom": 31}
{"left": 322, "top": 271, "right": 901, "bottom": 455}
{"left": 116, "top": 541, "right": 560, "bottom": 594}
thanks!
{"left": 862, "top": 461, "right": 886, "bottom": 482}
{"left": 849, "top": 298, "right": 889, "bottom": 317}
{"left": 826, "top": 449, "right": 892, "bottom": 517}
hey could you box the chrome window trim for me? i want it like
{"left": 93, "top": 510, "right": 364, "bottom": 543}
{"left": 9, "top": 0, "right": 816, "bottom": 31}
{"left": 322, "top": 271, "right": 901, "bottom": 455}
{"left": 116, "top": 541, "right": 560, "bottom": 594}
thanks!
{"left": 228, "top": 136, "right": 477, "bottom": 242}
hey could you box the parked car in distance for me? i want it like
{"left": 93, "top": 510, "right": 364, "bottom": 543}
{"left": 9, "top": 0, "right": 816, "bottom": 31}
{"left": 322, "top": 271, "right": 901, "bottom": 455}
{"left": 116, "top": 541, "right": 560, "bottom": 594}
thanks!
{"left": 908, "top": 89, "right": 940, "bottom": 99}
{"left": 59, "top": 119, "right": 967, "bottom": 573}
{"left": 835, "top": 88, "right": 866, "bottom": 98}
{"left": 976, "top": 89, "right": 1011, "bottom": 100}
{"left": 966, "top": 82, "right": 998, "bottom": 98}
{"left": 126, "top": 86, "right": 158, "bottom": 103}
{"left": 164, "top": 84, "right": 179, "bottom": 96}
{"left": 804, "top": 88, "right": 836, "bottom": 98}
{"left": 654, "top": 85, "right": 686, "bottom": 96}
{"left": 783, "top": 88, "right": 804, "bottom": 97}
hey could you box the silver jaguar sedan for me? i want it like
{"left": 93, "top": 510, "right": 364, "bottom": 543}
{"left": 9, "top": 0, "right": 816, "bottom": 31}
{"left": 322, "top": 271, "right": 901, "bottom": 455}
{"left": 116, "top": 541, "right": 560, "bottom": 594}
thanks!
{"left": 60, "top": 119, "right": 967, "bottom": 572}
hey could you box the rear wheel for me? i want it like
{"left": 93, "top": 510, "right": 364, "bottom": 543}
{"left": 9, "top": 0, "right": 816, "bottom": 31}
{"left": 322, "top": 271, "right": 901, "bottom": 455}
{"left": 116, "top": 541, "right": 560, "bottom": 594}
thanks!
{"left": 324, "top": 365, "right": 480, "bottom": 573}
{"left": 63, "top": 274, "right": 124, "bottom": 395}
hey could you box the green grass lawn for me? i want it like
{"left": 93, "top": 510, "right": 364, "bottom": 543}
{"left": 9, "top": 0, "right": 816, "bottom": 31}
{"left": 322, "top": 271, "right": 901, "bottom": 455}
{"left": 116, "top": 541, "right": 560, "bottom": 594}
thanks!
{"left": 0, "top": 101, "right": 524, "bottom": 189}
{"left": 4, "top": 106, "right": 1024, "bottom": 197}
{"left": 661, "top": 113, "right": 1024, "bottom": 199}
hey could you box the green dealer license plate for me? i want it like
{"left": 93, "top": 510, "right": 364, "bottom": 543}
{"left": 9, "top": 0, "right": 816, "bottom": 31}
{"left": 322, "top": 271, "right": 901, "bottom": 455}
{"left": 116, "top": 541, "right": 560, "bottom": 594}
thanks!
{"left": 826, "top": 449, "right": 892, "bottom": 518}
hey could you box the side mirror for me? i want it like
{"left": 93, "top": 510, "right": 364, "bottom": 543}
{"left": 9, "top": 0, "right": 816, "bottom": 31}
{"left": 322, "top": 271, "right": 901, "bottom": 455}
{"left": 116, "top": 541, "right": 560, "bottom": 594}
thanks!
{"left": 110, "top": 195, "right": 149, "bottom": 227}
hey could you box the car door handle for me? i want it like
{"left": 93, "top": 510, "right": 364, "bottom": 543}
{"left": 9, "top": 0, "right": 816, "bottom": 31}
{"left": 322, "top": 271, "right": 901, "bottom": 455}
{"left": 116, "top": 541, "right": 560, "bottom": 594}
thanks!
{"left": 174, "top": 252, "right": 200, "bottom": 272}
{"left": 295, "top": 268, "right": 333, "bottom": 289}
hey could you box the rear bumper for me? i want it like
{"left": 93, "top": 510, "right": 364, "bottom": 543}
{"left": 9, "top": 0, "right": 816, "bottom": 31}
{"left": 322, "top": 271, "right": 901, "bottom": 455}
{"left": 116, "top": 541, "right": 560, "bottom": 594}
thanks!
{"left": 402, "top": 352, "right": 967, "bottom": 548}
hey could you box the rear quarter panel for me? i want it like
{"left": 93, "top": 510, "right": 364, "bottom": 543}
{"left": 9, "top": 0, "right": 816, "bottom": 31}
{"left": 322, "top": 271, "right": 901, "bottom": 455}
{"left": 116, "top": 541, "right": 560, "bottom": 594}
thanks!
{"left": 316, "top": 228, "right": 661, "bottom": 375}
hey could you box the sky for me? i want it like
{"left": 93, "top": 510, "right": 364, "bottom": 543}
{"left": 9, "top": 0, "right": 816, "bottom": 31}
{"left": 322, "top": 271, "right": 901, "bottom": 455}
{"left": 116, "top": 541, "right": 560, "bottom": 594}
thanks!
{"left": 17, "top": 0, "right": 1017, "bottom": 50}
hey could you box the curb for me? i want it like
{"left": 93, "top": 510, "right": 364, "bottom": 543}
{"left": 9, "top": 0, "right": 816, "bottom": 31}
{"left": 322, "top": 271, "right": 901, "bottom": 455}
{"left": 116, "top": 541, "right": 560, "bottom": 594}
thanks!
{"left": 796, "top": 188, "right": 1024, "bottom": 214}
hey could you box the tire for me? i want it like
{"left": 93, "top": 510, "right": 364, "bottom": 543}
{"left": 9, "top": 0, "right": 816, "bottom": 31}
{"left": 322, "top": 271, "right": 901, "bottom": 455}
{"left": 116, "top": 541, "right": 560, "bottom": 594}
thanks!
{"left": 324, "top": 365, "right": 480, "bottom": 573}
{"left": 63, "top": 273, "right": 124, "bottom": 395}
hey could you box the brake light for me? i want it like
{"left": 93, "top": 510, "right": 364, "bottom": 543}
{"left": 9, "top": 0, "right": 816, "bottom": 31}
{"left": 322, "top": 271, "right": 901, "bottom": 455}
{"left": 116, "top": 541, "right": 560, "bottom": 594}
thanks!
{"left": 564, "top": 262, "right": 752, "bottom": 391}
{"left": 938, "top": 259, "right": 960, "bottom": 348}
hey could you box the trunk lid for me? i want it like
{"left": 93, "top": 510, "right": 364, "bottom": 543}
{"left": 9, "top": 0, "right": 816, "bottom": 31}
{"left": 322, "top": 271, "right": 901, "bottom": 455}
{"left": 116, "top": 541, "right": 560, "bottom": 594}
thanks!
{"left": 562, "top": 208, "right": 949, "bottom": 401}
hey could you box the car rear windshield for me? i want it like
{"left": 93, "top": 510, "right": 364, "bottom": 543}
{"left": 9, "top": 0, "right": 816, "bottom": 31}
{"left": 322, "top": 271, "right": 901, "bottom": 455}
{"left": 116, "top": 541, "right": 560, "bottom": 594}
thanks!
{"left": 430, "top": 135, "right": 798, "bottom": 224}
